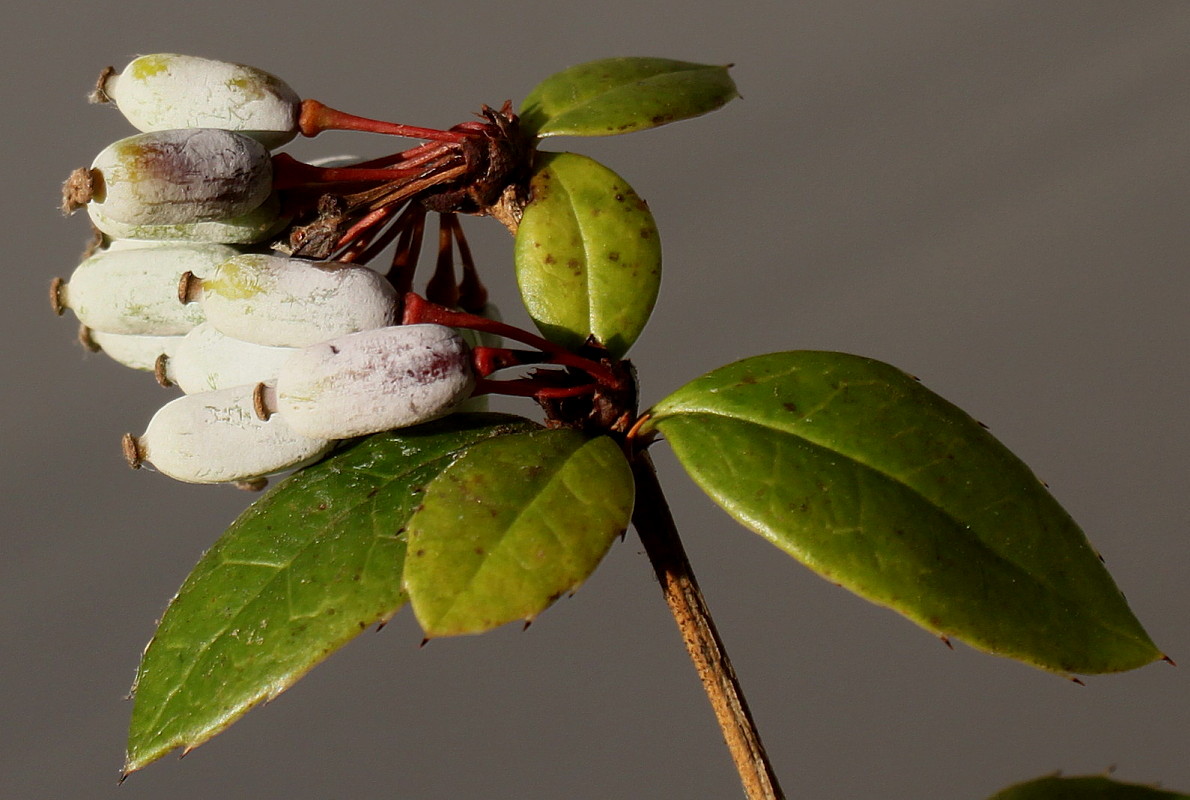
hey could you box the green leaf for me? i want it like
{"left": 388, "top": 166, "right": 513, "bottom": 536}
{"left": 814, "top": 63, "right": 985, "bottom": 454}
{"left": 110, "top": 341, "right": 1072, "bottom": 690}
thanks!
{"left": 125, "top": 413, "right": 536, "bottom": 774}
{"left": 987, "top": 775, "right": 1190, "bottom": 799}
{"left": 520, "top": 57, "right": 738, "bottom": 139}
{"left": 404, "top": 429, "right": 634, "bottom": 636}
{"left": 645, "top": 352, "right": 1161, "bottom": 675}
{"left": 514, "top": 152, "right": 661, "bottom": 358}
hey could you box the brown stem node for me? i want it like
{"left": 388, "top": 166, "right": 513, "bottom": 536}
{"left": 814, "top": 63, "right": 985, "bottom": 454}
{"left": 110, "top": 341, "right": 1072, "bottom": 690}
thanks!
{"left": 77, "top": 324, "right": 100, "bottom": 353}
{"left": 122, "top": 434, "right": 144, "bottom": 470}
{"left": 61, "top": 167, "right": 96, "bottom": 215}
{"left": 153, "top": 354, "right": 173, "bottom": 388}
{"left": 90, "top": 66, "right": 115, "bottom": 104}
{"left": 177, "top": 271, "right": 202, "bottom": 304}
{"left": 49, "top": 277, "right": 67, "bottom": 315}
{"left": 252, "top": 383, "right": 274, "bottom": 421}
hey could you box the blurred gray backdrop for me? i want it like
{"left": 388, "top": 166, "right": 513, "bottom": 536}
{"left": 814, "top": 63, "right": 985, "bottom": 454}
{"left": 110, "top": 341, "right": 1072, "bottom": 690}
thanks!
{"left": 4, "top": 2, "right": 1188, "bottom": 798}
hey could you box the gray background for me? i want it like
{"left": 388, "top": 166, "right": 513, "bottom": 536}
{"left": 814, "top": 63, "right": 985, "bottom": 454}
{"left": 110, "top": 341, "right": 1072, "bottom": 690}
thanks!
{"left": 4, "top": 2, "right": 1188, "bottom": 798}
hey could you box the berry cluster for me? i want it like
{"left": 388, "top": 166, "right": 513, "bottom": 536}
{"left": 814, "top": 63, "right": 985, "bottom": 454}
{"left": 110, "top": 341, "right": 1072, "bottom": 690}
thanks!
{"left": 54, "top": 54, "right": 581, "bottom": 488}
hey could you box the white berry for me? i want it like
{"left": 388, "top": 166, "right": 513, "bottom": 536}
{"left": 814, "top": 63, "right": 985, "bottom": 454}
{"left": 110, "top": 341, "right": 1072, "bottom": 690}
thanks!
{"left": 97, "top": 54, "right": 301, "bottom": 149}
{"left": 87, "top": 192, "right": 286, "bottom": 244}
{"left": 123, "top": 383, "right": 333, "bottom": 485}
{"left": 84, "top": 328, "right": 181, "bottom": 372}
{"left": 183, "top": 253, "right": 399, "bottom": 347}
{"left": 162, "top": 322, "right": 296, "bottom": 394}
{"left": 265, "top": 324, "right": 475, "bottom": 439}
{"left": 87, "top": 129, "right": 273, "bottom": 226}
{"left": 53, "top": 242, "right": 239, "bottom": 335}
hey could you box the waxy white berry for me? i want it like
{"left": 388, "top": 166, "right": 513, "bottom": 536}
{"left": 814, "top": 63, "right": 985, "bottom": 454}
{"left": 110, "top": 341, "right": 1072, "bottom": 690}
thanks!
{"left": 84, "top": 129, "right": 273, "bottom": 226}
{"left": 87, "top": 192, "right": 286, "bottom": 244}
{"left": 123, "top": 383, "right": 333, "bottom": 485}
{"left": 96, "top": 54, "right": 301, "bottom": 149}
{"left": 82, "top": 328, "right": 181, "bottom": 372}
{"left": 161, "top": 322, "right": 296, "bottom": 394}
{"left": 261, "top": 324, "right": 475, "bottom": 439}
{"left": 53, "top": 242, "right": 239, "bottom": 335}
{"left": 181, "top": 253, "right": 399, "bottom": 347}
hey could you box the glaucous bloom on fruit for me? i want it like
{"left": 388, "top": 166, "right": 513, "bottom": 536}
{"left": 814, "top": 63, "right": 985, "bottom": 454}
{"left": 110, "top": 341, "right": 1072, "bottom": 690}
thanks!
{"left": 84, "top": 329, "right": 181, "bottom": 372}
{"left": 181, "top": 253, "right": 399, "bottom": 347}
{"left": 87, "top": 192, "right": 287, "bottom": 244}
{"left": 95, "top": 54, "right": 301, "bottom": 149}
{"left": 260, "top": 324, "right": 475, "bottom": 439}
{"left": 53, "top": 241, "right": 239, "bottom": 335}
{"left": 123, "top": 383, "right": 333, "bottom": 485}
{"left": 161, "top": 322, "right": 295, "bottom": 394}
{"left": 81, "top": 129, "right": 273, "bottom": 226}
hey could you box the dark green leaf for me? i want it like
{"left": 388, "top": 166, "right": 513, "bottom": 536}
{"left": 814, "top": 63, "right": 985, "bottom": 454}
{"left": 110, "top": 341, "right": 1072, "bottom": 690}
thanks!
{"left": 987, "top": 775, "right": 1190, "bottom": 799}
{"left": 125, "top": 413, "right": 536, "bottom": 773}
{"left": 404, "top": 429, "right": 634, "bottom": 636}
{"left": 645, "top": 352, "right": 1161, "bottom": 675}
{"left": 520, "top": 57, "right": 738, "bottom": 138}
{"left": 514, "top": 152, "right": 661, "bottom": 358}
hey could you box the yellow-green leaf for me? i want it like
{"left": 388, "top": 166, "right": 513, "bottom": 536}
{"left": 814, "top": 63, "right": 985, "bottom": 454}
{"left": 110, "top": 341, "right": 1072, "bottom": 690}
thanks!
{"left": 514, "top": 152, "right": 660, "bottom": 358}
{"left": 520, "top": 57, "right": 738, "bottom": 138}
{"left": 404, "top": 429, "right": 634, "bottom": 636}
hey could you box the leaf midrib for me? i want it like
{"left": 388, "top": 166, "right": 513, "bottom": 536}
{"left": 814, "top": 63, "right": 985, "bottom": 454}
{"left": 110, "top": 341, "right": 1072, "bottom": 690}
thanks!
{"left": 660, "top": 410, "right": 1151, "bottom": 656}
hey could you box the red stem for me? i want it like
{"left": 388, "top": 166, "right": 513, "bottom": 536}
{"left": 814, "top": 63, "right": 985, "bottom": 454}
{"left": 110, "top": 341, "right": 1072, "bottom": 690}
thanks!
{"left": 272, "top": 153, "right": 431, "bottom": 190}
{"left": 402, "top": 292, "right": 621, "bottom": 389}
{"left": 450, "top": 215, "right": 488, "bottom": 312}
{"left": 425, "top": 215, "right": 459, "bottom": 306}
{"left": 473, "top": 377, "right": 597, "bottom": 400}
{"left": 334, "top": 204, "right": 400, "bottom": 258}
{"left": 299, "top": 99, "right": 470, "bottom": 143}
{"left": 351, "top": 141, "right": 455, "bottom": 170}
{"left": 388, "top": 208, "right": 427, "bottom": 293}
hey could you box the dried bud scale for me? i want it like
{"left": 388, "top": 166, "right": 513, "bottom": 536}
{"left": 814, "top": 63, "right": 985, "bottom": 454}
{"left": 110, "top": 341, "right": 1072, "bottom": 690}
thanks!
{"left": 265, "top": 324, "right": 475, "bottom": 439}
{"left": 85, "top": 129, "right": 273, "bottom": 226}
{"left": 187, "top": 253, "right": 399, "bottom": 347}
{"left": 125, "top": 383, "right": 333, "bottom": 484}
{"left": 97, "top": 54, "right": 301, "bottom": 149}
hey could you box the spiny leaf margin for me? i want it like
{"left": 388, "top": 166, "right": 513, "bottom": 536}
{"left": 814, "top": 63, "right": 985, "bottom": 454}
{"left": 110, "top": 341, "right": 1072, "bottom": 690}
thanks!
{"left": 404, "top": 429, "right": 634, "bottom": 636}
{"left": 986, "top": 774, "right": 1190, "bottom": 799}
{"left": 125, "top": 413, "right": 538, "bottom": 774}
{"left": 520, "top": 56, "right": 738, "bottom": 139}
{"left": 644, "top": 351, "right": 1160, "bottom": 675}
{"left": 514, "top": 151, "right": 661, "bottom": 359}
